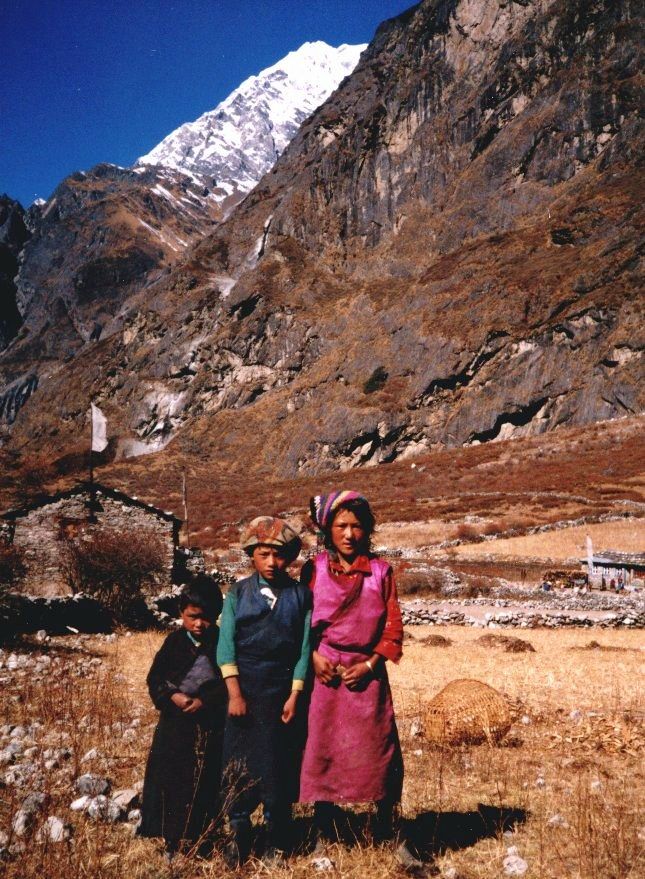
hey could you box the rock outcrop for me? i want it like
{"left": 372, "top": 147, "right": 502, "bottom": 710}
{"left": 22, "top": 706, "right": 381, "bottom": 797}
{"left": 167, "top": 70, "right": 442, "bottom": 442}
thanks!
{"left": 1, "top": 0, "right": 643, "bottom": 474}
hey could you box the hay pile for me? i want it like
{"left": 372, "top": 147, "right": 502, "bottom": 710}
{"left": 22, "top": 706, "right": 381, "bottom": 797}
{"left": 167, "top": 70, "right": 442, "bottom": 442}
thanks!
{"left": 477, "top": 634, "right": 536, "bottom": 653}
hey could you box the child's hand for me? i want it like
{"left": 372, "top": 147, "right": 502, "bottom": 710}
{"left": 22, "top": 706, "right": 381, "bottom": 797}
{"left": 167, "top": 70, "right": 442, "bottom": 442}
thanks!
{"left": 341, "top": 661, "right": 372, "bottom": 689}
{"left": 228, "top": 694, "right": 247, "bottom": 717}
{"left": 281, "top": 691, "right": 299, "bottom": 724}
{"left": 182, "top": 696, "right": 203, "bottom": 714}
{"left": 171, "top": 692, "right": 193, "bottom": 710}
{"left": 313, "top": 650, "right": 337, "bottom": 684}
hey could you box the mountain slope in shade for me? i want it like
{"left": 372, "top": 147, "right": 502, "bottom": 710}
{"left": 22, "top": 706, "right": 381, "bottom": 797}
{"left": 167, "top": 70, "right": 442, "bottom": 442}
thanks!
{"left": 136, "top": 41, "right": 366, "bottom": 204}
{"left": 1, "top": 0, "right": 643, "bottom": 475}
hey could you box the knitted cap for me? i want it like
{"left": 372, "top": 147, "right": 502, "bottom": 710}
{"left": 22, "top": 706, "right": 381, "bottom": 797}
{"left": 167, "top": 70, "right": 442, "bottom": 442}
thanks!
{"left": 309, "top": 491, "right": 368, "bottom": 530}
{"left": 241, "top": 516, "right": 302, "bottom": 559}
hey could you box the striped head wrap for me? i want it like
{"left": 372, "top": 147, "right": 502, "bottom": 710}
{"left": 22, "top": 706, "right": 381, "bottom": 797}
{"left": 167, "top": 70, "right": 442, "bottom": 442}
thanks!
{"left": 309, "top": 490, "right": 367, "bottom": 531}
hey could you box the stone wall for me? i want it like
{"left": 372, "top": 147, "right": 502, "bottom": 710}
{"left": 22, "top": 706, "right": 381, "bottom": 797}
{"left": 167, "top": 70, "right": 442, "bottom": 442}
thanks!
{"left": 7, "top": 490, "right": 176, "bottom": 597}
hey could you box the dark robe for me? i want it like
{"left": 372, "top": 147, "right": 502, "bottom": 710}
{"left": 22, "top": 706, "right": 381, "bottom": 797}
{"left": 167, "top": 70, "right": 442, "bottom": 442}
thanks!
{"left": 139, "top": 628, "right": 227, "bottom": 846}
{"left": 221, "top": 573, "right": 310, "bottom": 821}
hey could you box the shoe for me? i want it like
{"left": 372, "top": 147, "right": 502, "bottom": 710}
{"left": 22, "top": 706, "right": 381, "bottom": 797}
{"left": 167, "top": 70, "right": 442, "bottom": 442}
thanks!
{"left": 260, "top": 846, "right": 286, "bottom": 867}
{"left": 224, "top": 817, "right": 252, "bottom": 869}
{"left": 394, "top": 840, "right": 427, "bottom": 874}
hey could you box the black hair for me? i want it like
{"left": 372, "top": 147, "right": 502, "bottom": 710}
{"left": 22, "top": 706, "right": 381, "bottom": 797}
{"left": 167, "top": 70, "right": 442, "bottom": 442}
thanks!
{"left": 322, "top": 496, "right": 376, "bottom": 553}
{"left": 179, "top": 574, "right": 223, "bottom": 619}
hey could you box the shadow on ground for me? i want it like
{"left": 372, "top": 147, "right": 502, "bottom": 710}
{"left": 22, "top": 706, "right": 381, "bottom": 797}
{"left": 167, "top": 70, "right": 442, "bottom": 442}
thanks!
{"left": 288, "top": 802, "right": 528, "bottom": 862}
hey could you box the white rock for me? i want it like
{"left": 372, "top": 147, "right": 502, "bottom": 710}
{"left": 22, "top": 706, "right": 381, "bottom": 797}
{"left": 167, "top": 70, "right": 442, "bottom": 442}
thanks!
{"left": 503, "top": 851, "right": 528, "bottom": 876}
{"left": 535, "top": 776, "right": 546, "bottom": 788}
{"left": 35, "top": 630, "right": 48, "bottom": 643}
{"left": 520, "top": 715, "right": 531, "bottom": 725}
{"left": 311, "top": 855, "right": 335, "bottom": 872}
{"left": 112, "top": 788, "right": 139, "bottom": 810}
{"left": 410, "top": 719, "right": 423, "bottom": 738}
{"left": 81, "top": 748, "right": 100, "bottom": 763}
{"left": 86, "top": 795, "right": 122, "bottom": 822}
{"left": 590, "top": 779, "right": 603, "bottom": 793}
{"left": 37, "top": 816, "right": 70, "bottom": 843}
{"left": 12, "top": 810, "right": 31, "bottom": 836}
{"left": 70, "top": 795, "right": 91, "bottom": 812}
{"left": 547, "top": 813, "right": 568, "bottom": 828}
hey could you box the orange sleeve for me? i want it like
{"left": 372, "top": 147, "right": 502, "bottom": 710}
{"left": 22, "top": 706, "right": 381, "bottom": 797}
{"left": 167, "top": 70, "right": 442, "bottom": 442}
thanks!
{"left": 373, "top": 566, "right": 403, "bottom": 663}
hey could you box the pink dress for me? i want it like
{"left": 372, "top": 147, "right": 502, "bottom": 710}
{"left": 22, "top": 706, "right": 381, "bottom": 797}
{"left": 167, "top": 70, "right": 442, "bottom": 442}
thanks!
{"left": 299, "top": 553, "right": 403, "bottom": 803}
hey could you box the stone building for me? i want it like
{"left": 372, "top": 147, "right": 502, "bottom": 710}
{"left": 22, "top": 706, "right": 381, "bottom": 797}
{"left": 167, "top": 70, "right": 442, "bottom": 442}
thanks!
{"left": 0, "top": 482, "right": 182, "bottom": 597}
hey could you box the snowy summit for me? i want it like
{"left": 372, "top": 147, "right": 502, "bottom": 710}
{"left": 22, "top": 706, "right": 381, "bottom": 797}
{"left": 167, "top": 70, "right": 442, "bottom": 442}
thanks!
{"left": 136, "top": 41, "right": 366, "bottom": 203}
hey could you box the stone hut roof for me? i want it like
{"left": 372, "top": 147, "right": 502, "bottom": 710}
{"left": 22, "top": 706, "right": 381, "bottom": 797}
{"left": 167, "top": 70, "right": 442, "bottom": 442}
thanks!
{"left": 1, "top": 481, "right": 182, "bottom": 525}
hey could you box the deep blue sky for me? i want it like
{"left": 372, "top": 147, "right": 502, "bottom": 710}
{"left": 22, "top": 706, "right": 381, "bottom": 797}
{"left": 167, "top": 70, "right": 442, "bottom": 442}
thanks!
{"left": 2, "top": 0, "right": 411, "bottom": 206}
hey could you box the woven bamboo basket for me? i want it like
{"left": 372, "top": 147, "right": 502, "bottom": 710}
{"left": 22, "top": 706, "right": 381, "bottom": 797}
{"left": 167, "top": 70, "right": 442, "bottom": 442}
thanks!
{"left": 423, "top": 679, "right": 512, "bottom": 746}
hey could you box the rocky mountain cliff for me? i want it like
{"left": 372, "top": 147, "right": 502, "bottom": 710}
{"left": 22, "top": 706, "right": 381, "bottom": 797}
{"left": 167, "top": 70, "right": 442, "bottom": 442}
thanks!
{"left": 1, "top": 0, "right": 643, "bottom": 476}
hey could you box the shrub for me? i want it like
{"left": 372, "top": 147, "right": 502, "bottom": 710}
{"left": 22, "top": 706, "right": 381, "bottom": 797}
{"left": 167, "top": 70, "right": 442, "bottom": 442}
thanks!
{"left": 0, "top": 542, "right": 26, "bottom": 588}
{"left": 456, "top": 522, "right": 481, "bottom": 541}
{"left": 60, "top": 528, "right": 166, "bottom": 626}
{"left": 363, "top": 366, "right": 389, "bottom": 394}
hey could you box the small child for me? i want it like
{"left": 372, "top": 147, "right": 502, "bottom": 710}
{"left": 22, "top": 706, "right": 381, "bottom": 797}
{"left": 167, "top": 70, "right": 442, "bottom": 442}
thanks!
{"left": 217, "top": 516, "right": 311, "bottom": 867}
{"left": 139, "top": 576, "right": 227, "bottom": 859}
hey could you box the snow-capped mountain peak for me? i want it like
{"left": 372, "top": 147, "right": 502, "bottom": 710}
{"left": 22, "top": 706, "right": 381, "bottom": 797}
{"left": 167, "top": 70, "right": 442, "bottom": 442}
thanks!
{"left": 136, "top": 40, "right": 366, "bottom": 203}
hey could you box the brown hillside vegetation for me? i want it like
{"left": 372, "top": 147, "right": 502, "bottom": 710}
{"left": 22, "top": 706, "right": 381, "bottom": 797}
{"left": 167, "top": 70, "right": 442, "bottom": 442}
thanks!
{"left": 2, "top": 416, "right": 642, "bottom": 566}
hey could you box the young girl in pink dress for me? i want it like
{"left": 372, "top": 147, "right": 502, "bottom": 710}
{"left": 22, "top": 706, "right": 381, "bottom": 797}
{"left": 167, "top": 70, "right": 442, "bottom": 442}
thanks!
{"left": 300, "top": 491, "right": 413, "bottom": 858}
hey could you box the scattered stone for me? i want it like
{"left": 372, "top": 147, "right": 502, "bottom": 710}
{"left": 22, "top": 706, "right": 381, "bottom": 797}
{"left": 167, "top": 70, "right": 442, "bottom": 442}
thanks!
{"left": 12, "top": 811, "right": 32, "bottom": 836}
{"left": 37, "top": 816, "right": 70, "bottom": 843}
{"left": 311, "top": 856, "right": 335, "bottom": 872}
{"left": 81, "top": 748, "right": 100, "bottom": 763}
{"left": 112, "top": 788, "right": 139, "bottom": 810}
{"left": 410, "top": 719, "right": 424, "bottom": 738}
{"left": 70, "top": 795, "right": 91, "bottom": 812}
{"left": 503, "top": 847, "right": 528, "bottom": 876}
{"left": 74, "top": 773, "right": 110, "bottom": 796}
{"left": 547, "top": 814, "right": 568, "bottom": 828}
{"left": 590, "top": 779, "right": 603, "bottom": 793}
{"left": 35, "top": 630, "right": 48, "bottom": 643}
{"left": 535, "top": 776, "right": 546, "bottom": 788}
{"left": 86, "top": 795, "right": 122, "bottom": 823}
{"left": 127, "top": 808, "right": 142, "bottom": 826}
{"left": 21, "top": 792, "right": 46, "bottom": 815}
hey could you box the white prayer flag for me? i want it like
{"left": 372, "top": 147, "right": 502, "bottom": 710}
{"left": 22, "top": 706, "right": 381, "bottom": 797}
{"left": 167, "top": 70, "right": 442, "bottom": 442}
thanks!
{"left": 91, "top": 403, "right": 108, "bottom": 452}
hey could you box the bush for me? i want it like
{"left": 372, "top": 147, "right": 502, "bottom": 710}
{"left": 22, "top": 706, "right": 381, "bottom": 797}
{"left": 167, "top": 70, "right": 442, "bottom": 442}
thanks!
{"left": 60, "top": 528, "right": 166, "bottom": 626}
{"left": 456, "top": 522, "right": 481, "bottom": 541}
{"left": 0, "top": 542, "right": 26, "bottom": 588}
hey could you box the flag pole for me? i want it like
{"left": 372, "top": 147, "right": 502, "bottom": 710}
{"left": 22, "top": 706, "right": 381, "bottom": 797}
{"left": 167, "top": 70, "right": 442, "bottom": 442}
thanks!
{"left": 182, "top": 469, "right": 190, "bottom": 548}
{"left": 89, "top": 401, "right": 94, "bottom": 488}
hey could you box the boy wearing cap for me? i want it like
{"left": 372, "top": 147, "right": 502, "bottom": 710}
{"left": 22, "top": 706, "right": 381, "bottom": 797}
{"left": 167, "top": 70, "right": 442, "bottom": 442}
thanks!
{"left": 217, "top": 516, "right": 311, "bottom": 867}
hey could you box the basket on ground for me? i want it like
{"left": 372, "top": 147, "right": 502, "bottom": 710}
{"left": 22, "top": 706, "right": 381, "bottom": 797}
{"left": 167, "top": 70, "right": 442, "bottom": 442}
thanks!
{"left": 424, "top": 679, "right": 512, "bottom": 746}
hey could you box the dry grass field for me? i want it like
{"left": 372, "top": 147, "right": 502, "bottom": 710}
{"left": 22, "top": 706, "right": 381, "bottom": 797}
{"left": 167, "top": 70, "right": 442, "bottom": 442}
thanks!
{"left": 445, "top": 519, "right": 645, "bottom": 564}
{"left": 1, "top": 625, "right": 642, "bottom": 879}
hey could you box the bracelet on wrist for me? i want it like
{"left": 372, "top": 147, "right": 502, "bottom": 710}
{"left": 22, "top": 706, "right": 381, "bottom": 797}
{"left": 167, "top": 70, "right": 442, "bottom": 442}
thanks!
{"left": 365, "top": 658, "right": 374, "bottom": 672}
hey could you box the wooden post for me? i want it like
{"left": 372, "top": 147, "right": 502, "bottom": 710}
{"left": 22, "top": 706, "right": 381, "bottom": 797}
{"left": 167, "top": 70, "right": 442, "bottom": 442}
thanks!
{"left": 182, "top": 470, "right": 190, "bottom": 548}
